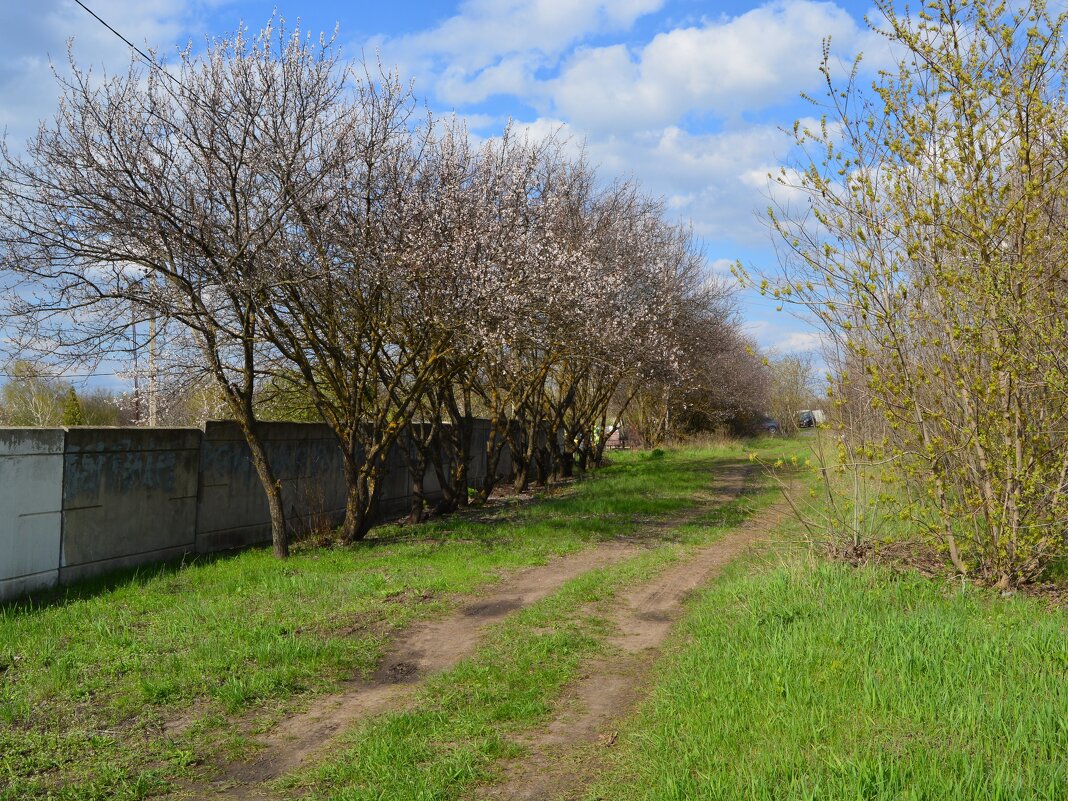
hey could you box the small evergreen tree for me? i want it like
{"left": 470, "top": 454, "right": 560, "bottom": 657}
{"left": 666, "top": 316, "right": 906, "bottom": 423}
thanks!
{"left": 61, "top": 386, "right": 85, "bottom": 426}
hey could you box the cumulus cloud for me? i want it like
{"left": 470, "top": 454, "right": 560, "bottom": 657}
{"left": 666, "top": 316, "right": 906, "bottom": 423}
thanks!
{"left": 743, "top": 318, "right": 827, "bottom": 354}
{"left": 610, "top": 124, "right": 798, "bottom": 243}
{"left": 550, "top": 0, "right": 875, "bottom": 132}
{"left": 500, "top": 115, "right": 803, "bottom": 244}
{"left": 376, "top": 0, "right": 666, "bottom": 105}
{"left": 773, "top": 330, "right": 825, "bottom": 353}
{"left": 0, "top": 0, "right": 222, "bottom": 150}
{"left": 498, "top": 116, "right": 794, "bottom": 242}
{"left": 402, "top": 1, "right": 890, "bottom": 247}
{"left": 378, "top": 0, "right": 886, "bottom": 122}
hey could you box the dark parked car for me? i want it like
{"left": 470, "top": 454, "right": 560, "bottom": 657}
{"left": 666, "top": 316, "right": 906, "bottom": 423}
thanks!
{"left": 758, "top": 417, "right": 780, "bottom": 436}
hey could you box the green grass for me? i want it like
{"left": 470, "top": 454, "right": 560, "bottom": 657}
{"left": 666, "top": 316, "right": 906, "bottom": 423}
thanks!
{"left": 280, "top": 458, "right": 788, "bottom": 801}
{"left": 0, "top": 439, "right": 787, "bottom": 801}
{"left": 586, "top": 557, "right": 1068, "bottom": 800}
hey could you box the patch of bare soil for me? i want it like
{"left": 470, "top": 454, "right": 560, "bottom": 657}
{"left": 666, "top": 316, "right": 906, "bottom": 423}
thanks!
{"left": 830, "top": 538, "right": 951, "bottom": 580}
{"left": 470, "top": 489, "right": 792, "bottom": 801}
{"left": 175, "top": 464, "right": 755, "bottom": 800}
{"left": 1018, "top": 581, "right": 1068, "bottom": 608}
{"left": 174, "top": 545, "right": 639, "bottom": 800}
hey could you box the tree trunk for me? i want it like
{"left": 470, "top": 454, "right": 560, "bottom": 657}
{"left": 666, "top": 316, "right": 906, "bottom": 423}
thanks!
{"left": 560, "top": 424, "right": 580, "bottom": 478}
{"left": 403, "top": 424, "right": 437, "bottom": 523}
{"left": 431, "top": 452, "right": 458, "bottom": 514}
{"left": 535, "top": 443, "right": 551, "bottom": 487}
{"left": 454, "top": 412, "right": 472, "bottom": 508}
{"left": 441, "top": 412, "right": 472, "bottom": 510}
{"left": 475, "top": 419, "right": 507, "bottom": 505}
{"left": 409, "top": 468, "right": 426, "bottom": 524}
{"left": 511, "top": 421, "right": 532, "bottom": 493}
{"left": 513, "top": 465, "right": 530, "bottom": 493}
{"left": 340, "top": 447, "right": 376, "bottom": 542}
{"left": 244, "top": 428, "right": 288, "bottom": 558}
{"left": 560, "top": 450, "right": 575, "bottom": 478}
{"left": 593, "top": 411, "right": 613, "bottom": 465}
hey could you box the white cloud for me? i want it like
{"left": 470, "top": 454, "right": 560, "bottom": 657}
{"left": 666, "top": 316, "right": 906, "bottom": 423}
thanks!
{"left": 0, "top": 0, "right": 223, "bottom": 150}
{"left": 773, "top": 330, "right": 825, "bottom": 353}
{"left": 551, "top": 0, "right": 874, "bottom": 132}
{"left": 384, "top": 1, "right": 888, "bottom": 250}
{"left": 501, "top": 117, "right": 795, "bottom": 242}
{"left": 508, "top": 116, "right": 576, "bottom": 145}
{"left": 375, "top": 0, "right": 666, "bottom": 105}
{"left": 592, "top": 123, "right": 797, "bottom": 243}
{"left": 436, "top": 56, "right": 534, "bottom": 106}
{"left": 744, "top": 318, "right": 826, "bottom": 354}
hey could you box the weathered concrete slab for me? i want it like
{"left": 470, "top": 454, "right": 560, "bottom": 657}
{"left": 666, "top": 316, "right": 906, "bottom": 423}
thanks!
{"left": 0, "top": 571, "right": 58, "bottom": 601}
{"left": 396, "top": 427, "right": 446, "bottom": 509}
{"left": 0, "top": 418, "right": 501, "bottom": 603}
{"left": 196, "top": 421, "right": 347, "bottom": 552}
{"left": 0, "top": 429, "right": 65, "bottom": 600}
{"left": 58, "top": 544, "right": 193, "bottom": 586}
{"left": 422, "top": 458, "right": 443, "bottom": 495}
{"left": 61, "top": 427, "right": 200, "bottom": 580}
{"left": 376, "top": 438, "right": 412, "bottom": 519}
{"left": 497, "top": 441, "right": 513, "bottom": 479}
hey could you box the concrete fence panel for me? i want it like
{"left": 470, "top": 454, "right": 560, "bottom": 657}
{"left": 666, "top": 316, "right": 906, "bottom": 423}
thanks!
{"left": 196, "top": 421, "right": 347, "bottom": 553}
{"left": 0, "top": 429, "right": 65, "bottom": 599}
{"left": 0, "top": 417, "right": 513, "bottom": 603}
{"left": 60, "top": 428, "right": 201, "bottom": 585}
{"left": 376, "top": 441, "right": 413, "bottom": 519}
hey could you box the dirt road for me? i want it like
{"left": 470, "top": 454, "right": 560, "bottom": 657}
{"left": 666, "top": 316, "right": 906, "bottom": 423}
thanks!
{"left": 181, "top": 462, "right": 772, "bottom": 800}
{"left": 471, "top": 491, "right": 790, "bottom": 800}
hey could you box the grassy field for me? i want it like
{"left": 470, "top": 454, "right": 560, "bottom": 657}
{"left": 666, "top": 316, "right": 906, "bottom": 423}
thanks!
{"left": 0, "top": 439, "right": 796, "bottom": 801}
{"left": 10, "top": 434, "right": 1053, "bottom": 801}
{"left": 586, "top": 521, "right": 1068, "bottom": 800}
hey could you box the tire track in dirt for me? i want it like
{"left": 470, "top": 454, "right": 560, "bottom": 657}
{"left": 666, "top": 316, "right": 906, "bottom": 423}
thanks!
{"left": 178, "top": 462, "right": 754, "bottom": 800}
{"left": 470, "top": 486, "right": 791, "bottom": 801}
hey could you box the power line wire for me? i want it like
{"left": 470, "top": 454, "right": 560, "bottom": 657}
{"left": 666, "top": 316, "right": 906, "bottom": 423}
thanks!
{"left": 72, "top": 0, "right": 184, "bottom": 90}
{"left": 0, "top": 370, "right": 123, "bottom": 378}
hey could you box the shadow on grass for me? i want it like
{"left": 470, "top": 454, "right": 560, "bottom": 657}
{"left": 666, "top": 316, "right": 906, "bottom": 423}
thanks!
{"left": 0, "top": 549, "right": 239, "bottom": 615}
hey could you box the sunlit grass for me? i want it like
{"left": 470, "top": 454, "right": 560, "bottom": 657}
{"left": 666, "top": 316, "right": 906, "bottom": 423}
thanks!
{"left": 278, "top": 447, "right": 789, "bottom": 801}
{"left": 587, "top": 558, "right": 1068, "bottom": 800}
{"left": 0, "top": 441, "right": 781, "bottom": 801}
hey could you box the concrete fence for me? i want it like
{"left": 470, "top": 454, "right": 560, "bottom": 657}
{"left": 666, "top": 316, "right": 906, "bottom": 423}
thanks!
{"left": 0, "top": 419, "right": 499, "bottom": 602}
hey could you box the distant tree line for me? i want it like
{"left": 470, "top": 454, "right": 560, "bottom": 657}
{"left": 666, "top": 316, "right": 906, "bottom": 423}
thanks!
{"left": 0, "top": 361, "right": 125, "bottom": 427}
{"left": 0, "top": 21, "right": 767, "bottom": 557}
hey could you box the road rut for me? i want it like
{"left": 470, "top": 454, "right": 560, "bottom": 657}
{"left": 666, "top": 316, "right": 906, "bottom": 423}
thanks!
{"left": 471, "top": 484, "right": 790, "bottom": 801}
{"left": 181, "top": 463, "right": 754, "bottom": 800}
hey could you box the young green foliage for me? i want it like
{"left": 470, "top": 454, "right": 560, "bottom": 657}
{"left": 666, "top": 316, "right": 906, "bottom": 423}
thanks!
{"left": 762, "top": 0, "right": 1068, "bottom": 584}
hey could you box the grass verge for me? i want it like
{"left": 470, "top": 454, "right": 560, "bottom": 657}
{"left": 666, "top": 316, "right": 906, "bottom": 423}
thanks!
{"left": 586, "top": 555, "right": 1068, "bottom": 800}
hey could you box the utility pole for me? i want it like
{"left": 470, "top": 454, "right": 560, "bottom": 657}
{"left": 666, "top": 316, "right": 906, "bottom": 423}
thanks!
{"left": 131, "top": 303, "right": 141, "bottom": 424}
{"left": 147, "top": 311, "right": 158, "bottom": 426}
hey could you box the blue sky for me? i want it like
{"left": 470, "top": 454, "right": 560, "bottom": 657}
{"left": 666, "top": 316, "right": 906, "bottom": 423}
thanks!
{"left": 0, "top": 0, "right": 891, "bottom": 386}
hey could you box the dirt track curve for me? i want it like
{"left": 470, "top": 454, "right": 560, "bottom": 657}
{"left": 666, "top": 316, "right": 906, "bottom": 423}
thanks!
{"left": 179, "top": 461, "right": 766, "bottom": 800}
{"left": 471, "top": 486, "right": 791, "bottom": 800}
